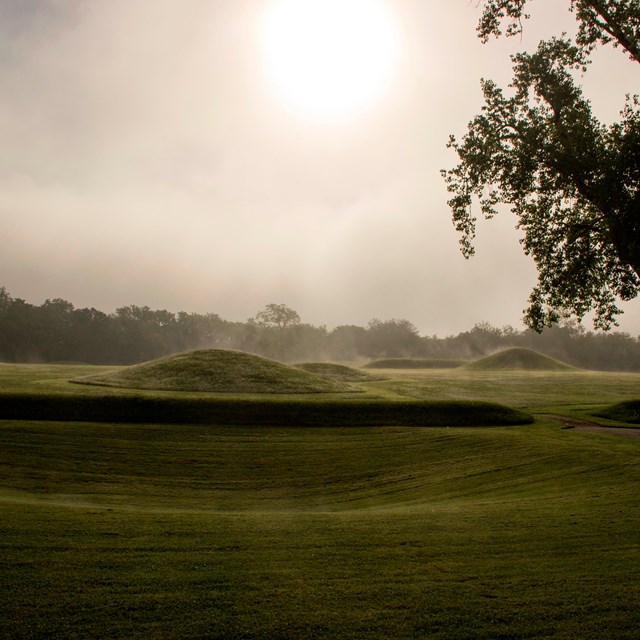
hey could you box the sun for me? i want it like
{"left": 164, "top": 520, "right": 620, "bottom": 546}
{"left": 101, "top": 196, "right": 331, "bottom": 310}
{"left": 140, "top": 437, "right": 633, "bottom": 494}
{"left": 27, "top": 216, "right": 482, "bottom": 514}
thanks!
{"left": 259, "top": 0, "right": 401, "bottom": 123}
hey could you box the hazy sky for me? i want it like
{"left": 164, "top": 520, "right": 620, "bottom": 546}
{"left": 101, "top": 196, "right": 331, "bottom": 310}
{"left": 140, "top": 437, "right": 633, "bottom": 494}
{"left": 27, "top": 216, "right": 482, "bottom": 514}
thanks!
{"left": 1, "top": 0, "right": 639, "bottom": 335}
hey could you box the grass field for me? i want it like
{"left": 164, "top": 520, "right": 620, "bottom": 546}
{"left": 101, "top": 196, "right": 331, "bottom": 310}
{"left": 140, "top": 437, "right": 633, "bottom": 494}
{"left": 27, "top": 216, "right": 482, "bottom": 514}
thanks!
{"left": 0, "top": 360, "right": 639, "bottom": 639}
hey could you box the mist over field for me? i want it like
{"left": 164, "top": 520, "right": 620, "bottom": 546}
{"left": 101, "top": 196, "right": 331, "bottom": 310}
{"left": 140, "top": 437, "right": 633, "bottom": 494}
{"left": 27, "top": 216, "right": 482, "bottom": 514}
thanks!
{"left": 2, "top": 5, "right": 639, "bottom": 638}
{"left": 1, "top": 0, "right": 639, "bottom": 335}
{"left": 2, "top": 289, "right": 639, "bottom": 371}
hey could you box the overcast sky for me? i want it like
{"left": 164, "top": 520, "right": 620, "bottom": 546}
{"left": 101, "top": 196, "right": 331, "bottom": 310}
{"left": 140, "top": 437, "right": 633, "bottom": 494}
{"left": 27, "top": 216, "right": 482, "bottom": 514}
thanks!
{"left": 1, "top": 0, "right": 639, "bottom": 335}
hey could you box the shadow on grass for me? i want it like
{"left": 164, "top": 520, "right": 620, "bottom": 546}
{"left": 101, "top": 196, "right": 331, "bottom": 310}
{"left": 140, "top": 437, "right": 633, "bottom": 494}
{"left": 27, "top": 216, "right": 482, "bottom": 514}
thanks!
{"left": 0, "top": 392, "right": 533, "bottom": 427}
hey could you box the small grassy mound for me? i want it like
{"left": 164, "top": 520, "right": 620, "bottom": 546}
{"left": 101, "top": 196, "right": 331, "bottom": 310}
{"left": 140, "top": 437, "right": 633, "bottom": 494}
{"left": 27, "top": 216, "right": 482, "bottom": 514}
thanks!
{"left": 296, "top": 362, "right": 377, "bottom": 382}
{"left": 463, "top": 348, "right": 577, "bottom": 372}
{"left": 363, "top": 358, "right": 467, "bottom": 369}
{"left": 73, "top": 349, "right": 350, "bottom": 394}
{"left": 594, "top": 399, "right": 640, "bottom": 424}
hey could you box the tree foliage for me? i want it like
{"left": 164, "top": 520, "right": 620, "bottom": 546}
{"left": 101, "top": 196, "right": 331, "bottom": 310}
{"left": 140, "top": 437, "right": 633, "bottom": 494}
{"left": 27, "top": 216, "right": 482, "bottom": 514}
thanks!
{"left": 366, "top": 319, "right": 422, "bottom": 358}
{"left": 478, "top": 1, "right": 640, "bottom": 62}
{"left": 443, "top": 0, "right": 640, "bottom": 330}
{"left": 252, "top": 303, "right": 301, "bottom": 330}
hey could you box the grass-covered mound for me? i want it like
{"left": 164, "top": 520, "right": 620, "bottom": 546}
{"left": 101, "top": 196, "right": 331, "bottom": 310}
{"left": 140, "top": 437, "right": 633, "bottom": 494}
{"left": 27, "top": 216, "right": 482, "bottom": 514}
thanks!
{"left": 0, "top": 393, "right": 532, "bottom": 427}
{"left": 363, "top": 358, "right": 467, "bottom": 369}
{"left": 73, "top": 349, "right": 351, "bottom": 394}
{"left": 463, "top": 348, "right": 577, "bottom": 372}
{"left": 296, "top": 362, "right": 377, "bottom": 382}
{"left": 594, "top": 399, "right": 640, "bottom": 424}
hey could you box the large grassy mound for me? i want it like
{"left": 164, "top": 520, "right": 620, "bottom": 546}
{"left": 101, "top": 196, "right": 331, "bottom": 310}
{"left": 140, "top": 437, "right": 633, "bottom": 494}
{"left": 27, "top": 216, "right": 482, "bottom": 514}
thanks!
{"left": 363, "top": 358, "right": 467, "bottom": 369}
{"left": 73, "top": 349, "right": 351, "bottom": 394}
{"left": 295, "top": 362, "right": 377, "bottom": 382}
{"left": 463, "top": 347, "right": 577, "bottom": 372}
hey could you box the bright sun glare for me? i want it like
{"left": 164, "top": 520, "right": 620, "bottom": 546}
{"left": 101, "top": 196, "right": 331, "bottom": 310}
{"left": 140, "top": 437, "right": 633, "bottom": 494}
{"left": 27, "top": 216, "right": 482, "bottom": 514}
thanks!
{"left": 260, "top": 0, "right": 400, "bottom": 123}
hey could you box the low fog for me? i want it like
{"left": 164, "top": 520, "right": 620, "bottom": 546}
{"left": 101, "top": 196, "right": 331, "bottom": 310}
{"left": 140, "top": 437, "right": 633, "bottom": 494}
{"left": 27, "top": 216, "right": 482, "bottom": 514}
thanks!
{"left": 1, "top": 0, "right": 639, "bottom": 335}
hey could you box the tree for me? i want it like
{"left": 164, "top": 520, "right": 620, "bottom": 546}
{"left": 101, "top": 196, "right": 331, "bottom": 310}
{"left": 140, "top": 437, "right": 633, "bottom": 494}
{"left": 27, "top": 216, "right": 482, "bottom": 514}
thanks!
{"left": 328, "top": 324, "right": 368, "bottom": 361}
{"left": 39, "top": 298, "right": 75, "bottom": 361}
{"left": 442, "top": 1, "right": 640, "bottom": 330}
{"left": 249, "top": 303, "right": 302, "bottom": 361}
{"left": 477, "top": 1, "right": 640, "bottom": 62}
{"left": 364, "top": 319, "right": 423, "bottom": 358}
{"left": 251, "top": 303, "right": 301, "bottom": 331}
{"left": 449, "top": 322, "right": 509, "bottom": 359}
{"left": 0, "top": 287, "right": 11, "bottom": 310}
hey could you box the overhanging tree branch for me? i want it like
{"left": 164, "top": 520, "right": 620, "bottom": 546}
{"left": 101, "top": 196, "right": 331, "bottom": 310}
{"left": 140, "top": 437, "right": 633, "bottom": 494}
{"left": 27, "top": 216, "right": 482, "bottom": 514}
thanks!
{"left": 443, "top": 5, "right": 640, "bottom": 330}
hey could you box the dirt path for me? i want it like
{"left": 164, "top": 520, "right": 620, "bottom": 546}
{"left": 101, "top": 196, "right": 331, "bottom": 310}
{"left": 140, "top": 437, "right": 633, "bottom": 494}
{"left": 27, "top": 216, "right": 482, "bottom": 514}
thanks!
{"left": 541, "top": 414, "right": 640, "bottom": 440}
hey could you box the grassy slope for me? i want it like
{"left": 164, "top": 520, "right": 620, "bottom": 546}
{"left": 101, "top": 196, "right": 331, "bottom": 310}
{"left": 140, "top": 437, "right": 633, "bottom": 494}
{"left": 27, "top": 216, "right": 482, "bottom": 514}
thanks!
{"left": 463, "top": 347, "right": 576, "bottom": 371}
{"left": 0, "top": 394, "right": 531, "bottom": 427}
{"left": 1, "top": 419, "right": 639, "bottom": 639}
{"left": 364, "top": 358, "right": 467, "bottom": 369}
{"left": 2, "top": 421, "right": 585, "bottom": 512}
{"left": 74, "top": 349, "right": 350, "bottom": 394}
{"left": 3, "top": 363, "right": 637, "bottom": 410}
{"left": 1, "top": 365, "right": 639, "bottom": 639}
{"left": 362, "top": 369, "right": 640, "bottom": 409}
{"left": 595, "top": 399, "right": 640, "bottom": 424}
{"left": 295, "top": 362, "right": 379, "bottom": 382}
{"left": 0, "top": 363, "right": 533, "bottom": 427}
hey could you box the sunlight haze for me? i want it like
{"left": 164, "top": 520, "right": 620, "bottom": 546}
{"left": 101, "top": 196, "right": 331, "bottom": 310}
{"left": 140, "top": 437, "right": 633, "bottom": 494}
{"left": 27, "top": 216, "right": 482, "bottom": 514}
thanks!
{"left": 1, "top": 0, "right": 639, "bottom": 335}
{"left": 260, "top": 0, "right": 401, "bottom": 122}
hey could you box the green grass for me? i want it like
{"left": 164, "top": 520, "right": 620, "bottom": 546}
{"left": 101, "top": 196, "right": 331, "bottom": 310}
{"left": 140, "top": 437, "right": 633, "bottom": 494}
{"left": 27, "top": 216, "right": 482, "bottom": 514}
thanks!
{"left": 2, "top": 362, "right": 637, "bottom": 409}
{"left": 1, "top": 419, "right": 639, "bottom": 639}
{"left": 361, "top": 369, "right": 640, "bottom": 409}
{"left": 0, "top": 419, "right": 635, "bottom": 512}
{"left": 74, "top": 349, "right": 351, "bottom": 394}
{"left": 0, "top": 393, "right": 533, "bottom": 427}
{"left": 364, "top": 358, "right": 467, "bottom": 369}
{"left": 3, "top": 496, "right": 638, "bottom": 640}
{"left": 594, "top": 399, "right": 640, "bottom": 424}
{"left": 462, "top": 347, "right": 577, "bottom": 371}
{"left": 1, "top": 364, "right": 639, "bottom": 639}
{"left": 0, "top": 360, "right": 533, "bottom": 427}
{"left": 296, "top": 362, "right": 380, "bottom": 382}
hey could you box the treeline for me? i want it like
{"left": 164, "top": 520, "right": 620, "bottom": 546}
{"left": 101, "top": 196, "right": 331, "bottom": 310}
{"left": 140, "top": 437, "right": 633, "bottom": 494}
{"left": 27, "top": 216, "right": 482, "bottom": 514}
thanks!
{"left": 1, "top": 287, "right": 639, "bottom": 370}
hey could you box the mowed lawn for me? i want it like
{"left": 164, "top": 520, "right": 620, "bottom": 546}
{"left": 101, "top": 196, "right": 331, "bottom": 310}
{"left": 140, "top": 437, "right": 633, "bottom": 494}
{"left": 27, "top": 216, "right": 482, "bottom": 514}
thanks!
{"left": 0, "top": 364, "right": 639, "bottom": 639}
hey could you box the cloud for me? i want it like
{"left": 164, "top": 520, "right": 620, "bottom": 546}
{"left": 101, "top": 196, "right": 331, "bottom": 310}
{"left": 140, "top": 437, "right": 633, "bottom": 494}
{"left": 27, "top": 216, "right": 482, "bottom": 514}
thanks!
{"left": 1, "top": 0, "right": 638, "bottom": 335}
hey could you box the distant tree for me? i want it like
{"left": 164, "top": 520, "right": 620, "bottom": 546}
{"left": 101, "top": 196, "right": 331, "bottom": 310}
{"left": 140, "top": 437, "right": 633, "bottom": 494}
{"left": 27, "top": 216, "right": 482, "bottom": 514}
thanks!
{"left": 442, "top": 1, "right": 640, "bottom": 330}
{"left": 39, "top": 298, "right": 75, "bottom": 361}
{"left": 284, "top": 323, "right": 329, "bottom": 362}
{"left": 114, "top": 305, "right": 178, "bottom": 363}
{"left": 449, "top": 322, "right": 511, "bottom": 359}
{"left": 68, "top": 307, "right": 115, "bottom": 364}
{"left": 247, "top": 304, "right": 301, "bottom": 361}
{"left": 2, "top": 284, "right": 638, "bottom": 369}
{"left": 0, "top": 286, "right": 11, "bottom": 310}
{"left": 175, "top": 311, "right": 230, "bottom": 351}
{"left": 364, "top": 319, "right": 423, "bottom": 358}
{"left": 328, "top": 325, "right": 369, "bottom": 361}
{"left": 252, "top": 303, "right": 301, "bottom": 331}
